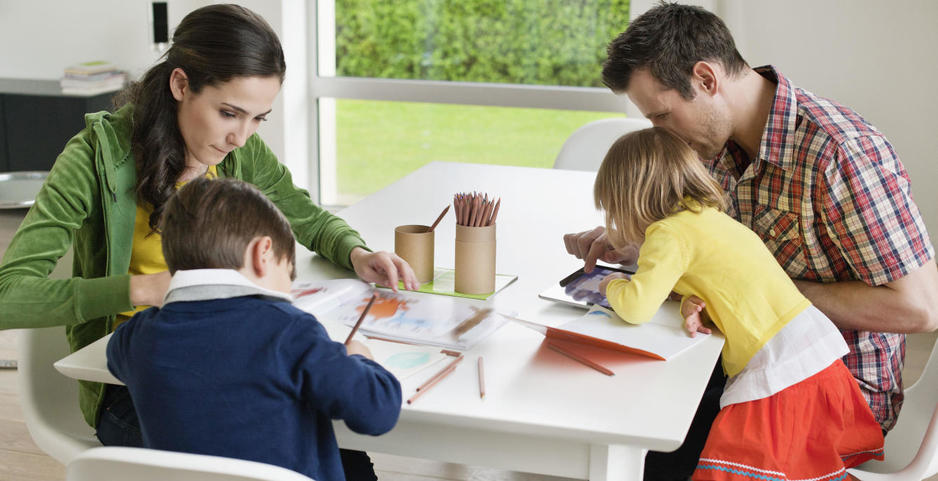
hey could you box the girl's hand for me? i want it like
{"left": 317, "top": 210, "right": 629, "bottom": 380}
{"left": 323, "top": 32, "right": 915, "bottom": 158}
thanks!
{"left": 681, "top": 295, "right": 712, "bottom": 338}
{"left": 349, "top": 247, "right": 419, "bottom": 292}
{"left": 598, "top": 272, "right": 629, "bottom": 296}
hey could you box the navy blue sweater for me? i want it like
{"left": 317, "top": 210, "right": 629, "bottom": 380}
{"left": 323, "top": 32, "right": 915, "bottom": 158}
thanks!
{"left": 107, "top": 295, "right": 402, "bottom": 481}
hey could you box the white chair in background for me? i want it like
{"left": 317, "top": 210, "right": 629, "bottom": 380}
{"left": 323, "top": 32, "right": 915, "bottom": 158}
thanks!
{"left": 849, "top": 336, "right": 938, "bottom": 481}
{"left": 18, "top": 326, "right": 101, "bottom": 464}
{"left": 553, "top": 117, "right": 652, "bottom": 172}
{"left": 66, "top": 446, "right": 315, "bottom": 481}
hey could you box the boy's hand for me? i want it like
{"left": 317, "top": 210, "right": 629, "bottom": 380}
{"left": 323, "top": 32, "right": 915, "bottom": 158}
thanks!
{"left": 598, "top": 272, "right": 629, "bottom": 296}
{"left": 681, "top": 295, "right": 712, "bottom": 337}
{"left": 345, "top": 340, "right": 374, "bottom": 360}
{"left": 350, "top": 247, "right": 419, "bottom": 292}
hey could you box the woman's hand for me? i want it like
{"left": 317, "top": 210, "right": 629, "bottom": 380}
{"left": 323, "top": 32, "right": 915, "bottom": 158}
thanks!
{"left": 598, "top": 272, "right": 629, "bottom": 296}
{"left": 681, "top": 295, "right": 712, "bottom": 337}
{"left": 349, "top": 247, "right": 419, "bottom": 292}
{"left": 129, "top": 271, "right": 172, "bottom": 307}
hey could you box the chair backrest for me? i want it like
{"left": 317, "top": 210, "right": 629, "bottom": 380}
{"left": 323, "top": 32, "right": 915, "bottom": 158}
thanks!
{"left": 66, "top": 447, "right": 315, "bottom": 481}
{"left": 17, "top": 326, "right": 100, "bottom": 464}
{"left": 849, "top": 335, "right": 938, "bottom": 480}
{"left": 553, "top": 117, "right": 653, "bottom": 172}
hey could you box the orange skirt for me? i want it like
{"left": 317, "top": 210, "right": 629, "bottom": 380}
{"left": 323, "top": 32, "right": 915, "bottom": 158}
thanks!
{"left": 694, "top": 360, "right": 884, "bottom": 481}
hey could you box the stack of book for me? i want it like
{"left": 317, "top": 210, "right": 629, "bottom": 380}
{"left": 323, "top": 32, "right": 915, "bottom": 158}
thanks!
{"left": 60, "top": 61, "right": 126, "bottom": 95}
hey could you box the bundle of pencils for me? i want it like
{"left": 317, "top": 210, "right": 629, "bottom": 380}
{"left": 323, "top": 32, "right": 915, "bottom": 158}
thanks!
{"left": 453, "top": 192, "right": 500, "bottom": 227}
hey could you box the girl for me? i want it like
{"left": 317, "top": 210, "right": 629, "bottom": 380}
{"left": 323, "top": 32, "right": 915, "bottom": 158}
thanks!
{"left": 0, "top": 4, "right": 410, "bottom": 479}
{"left": 595, "top": 127, "right": 883, "bottom": 480}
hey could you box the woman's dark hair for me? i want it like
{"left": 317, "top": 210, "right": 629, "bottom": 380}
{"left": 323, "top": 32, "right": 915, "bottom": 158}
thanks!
{"left": 117, "top": 4, "right": 286, "bottom": 232}
{"left": 161, "top": 177, "right": 295, "bottom": 276}
{"left": 602, "top": 2, "right": 747, "bottom": 99}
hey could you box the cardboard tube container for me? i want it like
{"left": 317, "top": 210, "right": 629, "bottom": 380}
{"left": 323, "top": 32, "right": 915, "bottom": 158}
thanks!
{"left": 395, "top": 224, "right": 435, "bottom": 284}
{"left": 455, "top": 224, "right": 496, "bottom": 294}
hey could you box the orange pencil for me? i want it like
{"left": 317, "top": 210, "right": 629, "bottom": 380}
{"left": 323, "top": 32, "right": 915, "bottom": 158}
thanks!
{"left": 546, "top": 341, "right": 614, "bottom": 376}
{"left": 416, "top": 354, "right": 464, "bottom": 392}
{"left": 408, "top": 355, "right": 463, "bottom": 404}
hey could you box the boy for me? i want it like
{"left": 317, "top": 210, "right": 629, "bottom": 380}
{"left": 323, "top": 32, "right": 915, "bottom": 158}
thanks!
{"left": 107, "top": 177, "right": 402, "bottom": 481}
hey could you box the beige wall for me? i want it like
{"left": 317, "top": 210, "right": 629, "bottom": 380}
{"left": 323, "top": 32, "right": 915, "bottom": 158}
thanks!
{"left": 718, "top": 0, "right": 938, "bottom": 238}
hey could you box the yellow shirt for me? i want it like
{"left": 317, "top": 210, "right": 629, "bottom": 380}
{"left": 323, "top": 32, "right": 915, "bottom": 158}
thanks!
{"left": 605, "top": 204, "right": 811, "bottom": 377}
{"left": 119, "top": 165, "right": 217, "bottom": 317}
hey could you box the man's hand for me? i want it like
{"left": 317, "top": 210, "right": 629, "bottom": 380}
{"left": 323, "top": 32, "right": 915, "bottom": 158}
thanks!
{"left": 349, "top": 247, "right": 419, "bottom": 292}
{"left": 562, "top": 226, "right": 638, "bottom": 273}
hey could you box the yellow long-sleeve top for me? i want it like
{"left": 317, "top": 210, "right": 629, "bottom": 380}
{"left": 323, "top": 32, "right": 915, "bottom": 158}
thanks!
{"left": 606, "top": 204, "right": 811, "bottom": 377}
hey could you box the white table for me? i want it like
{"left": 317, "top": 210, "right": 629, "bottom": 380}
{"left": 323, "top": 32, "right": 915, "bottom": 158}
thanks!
{"left": 56, "top": 162, "right": 724, "bottom": 480}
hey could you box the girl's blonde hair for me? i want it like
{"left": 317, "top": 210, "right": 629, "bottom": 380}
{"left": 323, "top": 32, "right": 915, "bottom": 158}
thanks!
{"left": 594, "top": 127, "right": 727, "bottom": 249}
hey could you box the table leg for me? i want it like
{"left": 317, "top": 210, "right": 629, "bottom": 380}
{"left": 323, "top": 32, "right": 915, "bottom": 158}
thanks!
{"left": 589, "top": 444, "right": 645, "bottom": 481}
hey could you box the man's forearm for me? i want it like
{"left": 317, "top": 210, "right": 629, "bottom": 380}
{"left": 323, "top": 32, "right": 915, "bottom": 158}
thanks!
{"left": 794, "top": 264, "right": 938, "bottom": 333}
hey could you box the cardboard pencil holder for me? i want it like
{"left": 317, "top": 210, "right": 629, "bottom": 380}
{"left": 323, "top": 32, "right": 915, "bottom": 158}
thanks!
{"left": 395, "top": 224, "right": 435, "bottom": 284}
{"left": 455, "top": 224, "right": 496, "bottom": 294}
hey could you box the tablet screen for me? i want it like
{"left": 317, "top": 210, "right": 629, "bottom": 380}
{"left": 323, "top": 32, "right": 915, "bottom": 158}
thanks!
{"left": 539, "top": 265, "right": 634, "bottom": 309}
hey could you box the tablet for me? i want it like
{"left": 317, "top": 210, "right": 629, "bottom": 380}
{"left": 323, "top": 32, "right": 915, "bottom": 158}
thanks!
{"left": 538, "top": 264, "right": 634, "bottom": 309}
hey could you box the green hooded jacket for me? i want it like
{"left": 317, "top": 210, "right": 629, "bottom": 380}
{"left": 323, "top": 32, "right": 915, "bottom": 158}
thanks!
{"left": 0, "top": 104, "right": 368, "bottom": 427}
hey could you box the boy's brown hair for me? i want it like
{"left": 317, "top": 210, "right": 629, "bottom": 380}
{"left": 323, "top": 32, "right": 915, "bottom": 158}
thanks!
{"left": 594, "top": 127, "right": 726, "bottom": 249}
{"left": 161, "top": 177, "right": 296, "bottom": 275}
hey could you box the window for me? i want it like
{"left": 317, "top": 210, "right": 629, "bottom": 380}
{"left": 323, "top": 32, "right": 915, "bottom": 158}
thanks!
{"left": 312, "top": 0, "right": 633, "bottom": 206}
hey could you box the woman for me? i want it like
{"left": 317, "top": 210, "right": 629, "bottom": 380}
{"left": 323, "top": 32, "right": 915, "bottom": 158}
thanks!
{"left": 0, "top": 4, "right": 412, "bottom": 479}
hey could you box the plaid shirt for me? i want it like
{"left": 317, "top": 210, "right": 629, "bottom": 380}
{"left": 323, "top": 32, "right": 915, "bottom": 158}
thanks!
{"left": 706, "top": 66, "right": 935, "bottom": 432}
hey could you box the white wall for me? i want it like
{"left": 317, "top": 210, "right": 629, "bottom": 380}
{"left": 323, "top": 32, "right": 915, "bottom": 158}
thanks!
{"left": 2, "top": 0, "right": 935, "bottom": 236}
{"left": 0, "top": 0, "right": 294, "bottom": 188}
{"left": 718, "top": 0, "right": 938, "bottom": 238}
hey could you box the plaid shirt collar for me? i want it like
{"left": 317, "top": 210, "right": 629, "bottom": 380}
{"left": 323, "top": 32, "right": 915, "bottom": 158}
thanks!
{"left": 715, "top": 65, "right": 799, "bottom": 175}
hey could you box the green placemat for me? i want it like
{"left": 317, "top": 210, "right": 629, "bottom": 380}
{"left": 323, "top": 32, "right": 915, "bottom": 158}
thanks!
{"left": 390, "top": 267, "right": 517, "bottom": 300}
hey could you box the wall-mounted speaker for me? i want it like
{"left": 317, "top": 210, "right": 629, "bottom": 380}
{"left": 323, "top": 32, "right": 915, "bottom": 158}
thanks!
{"left": 152, "top": 2, "right": 168, "bottom": 47}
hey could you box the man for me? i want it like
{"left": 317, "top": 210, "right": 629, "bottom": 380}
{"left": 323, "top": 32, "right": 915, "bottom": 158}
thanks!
{"left": 564, "top": 3, "right": 938, "bottom": 479}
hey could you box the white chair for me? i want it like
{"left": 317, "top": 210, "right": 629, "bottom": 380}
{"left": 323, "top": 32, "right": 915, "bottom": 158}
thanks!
{"left": 66, "top": 446, "right": 315, "bottom": 481}
{"left": 18, "top": 326, "right": 101, "bottom": 464}
{"left": 553, "top": 117, "right": 653, "bottom": 172}
{"left": 849, "top": 335, "right": 938, "bottom": 480}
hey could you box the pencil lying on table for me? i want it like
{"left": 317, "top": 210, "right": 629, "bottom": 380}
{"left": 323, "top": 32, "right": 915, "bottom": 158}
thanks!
{"left": 546, "top": 341, "right": 614, "bottom": 376}
{"left": 407, "top": 354, "right": 464, "bottom": 404}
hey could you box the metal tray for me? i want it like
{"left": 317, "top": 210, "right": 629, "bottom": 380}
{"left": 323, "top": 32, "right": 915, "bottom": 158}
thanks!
{"left": 0, "top": 171, "right": 48, "bottom": 209}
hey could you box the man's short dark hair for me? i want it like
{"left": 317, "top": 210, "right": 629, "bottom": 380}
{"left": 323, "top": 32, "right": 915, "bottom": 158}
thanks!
{"left": 602, "top": 2, "right": 748, "bottom": 99}
{"left": 161, "top": 177, "right": 296, "bottom": 275}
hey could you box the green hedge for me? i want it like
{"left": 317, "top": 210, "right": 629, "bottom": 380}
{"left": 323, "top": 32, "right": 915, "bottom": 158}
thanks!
{"left": 335, "top": 0, "right": 631, "bottom": 87}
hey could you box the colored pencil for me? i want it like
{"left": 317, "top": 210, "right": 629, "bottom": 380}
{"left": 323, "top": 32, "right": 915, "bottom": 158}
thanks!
{"left": 477, "top": 356, "right": 486, "bottom": 399}
{"left": 546, "top": 341, "right": 614, "bottom": 376}
{"left": 416, "top": 354, "right": 464, "bottom": 392}
{"left": 344, "top": 293, "right": 376, "bottom": 345}
{"left": 488, "top": 198, "right": 500, "bottom": 226}
{"left": 428, "top": 204, "right": 449, "bottom": 231}
{"left": 408, "top": 355, "right": 464, "bottom": 404}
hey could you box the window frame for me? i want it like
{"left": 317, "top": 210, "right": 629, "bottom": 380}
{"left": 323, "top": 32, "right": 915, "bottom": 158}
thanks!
{"left": 305, "top": 0, "right": 647, "bottom": 207}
